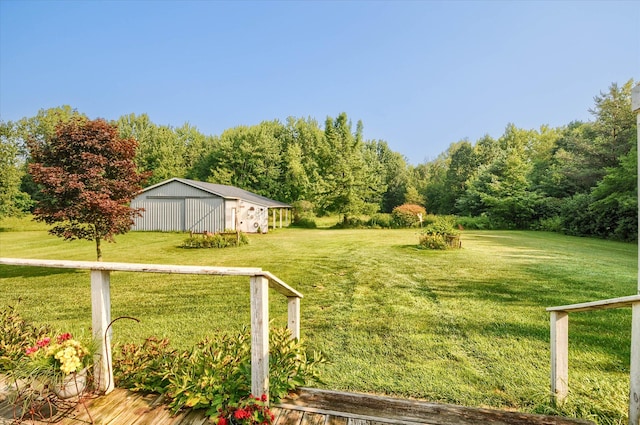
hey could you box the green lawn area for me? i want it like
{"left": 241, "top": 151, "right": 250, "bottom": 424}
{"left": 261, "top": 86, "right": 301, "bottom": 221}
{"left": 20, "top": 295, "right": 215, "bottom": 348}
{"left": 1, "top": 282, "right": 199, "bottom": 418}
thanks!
{"left": 0, "top": 216, "right": 636, "bottom": 424}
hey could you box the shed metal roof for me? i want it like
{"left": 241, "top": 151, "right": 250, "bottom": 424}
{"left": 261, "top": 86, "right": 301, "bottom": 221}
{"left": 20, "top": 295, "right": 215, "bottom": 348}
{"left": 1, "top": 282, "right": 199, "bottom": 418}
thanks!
{"left": 140, "top": 178, "right": 291, "bottom": 208}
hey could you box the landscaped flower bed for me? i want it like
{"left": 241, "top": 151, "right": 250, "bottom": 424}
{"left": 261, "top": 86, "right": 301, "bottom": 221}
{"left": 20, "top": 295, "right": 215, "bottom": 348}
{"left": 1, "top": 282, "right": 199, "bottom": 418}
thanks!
{"left": 112, "top": 326, "right": 325, "bottom": 420}
{"left": 0, "top": 305, "right": 325, "bottom": 422}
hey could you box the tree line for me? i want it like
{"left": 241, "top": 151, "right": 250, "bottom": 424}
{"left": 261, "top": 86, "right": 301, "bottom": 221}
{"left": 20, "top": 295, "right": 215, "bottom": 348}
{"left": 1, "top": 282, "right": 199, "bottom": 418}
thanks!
{"left": 0, "top": 79, "right": 636, "bottom": 241}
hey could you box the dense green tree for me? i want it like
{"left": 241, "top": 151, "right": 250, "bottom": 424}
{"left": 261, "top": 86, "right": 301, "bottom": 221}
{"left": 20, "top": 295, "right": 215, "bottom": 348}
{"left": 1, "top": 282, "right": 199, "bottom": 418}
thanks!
{"left": 590, "top": 147, "right": 637, "bottom": 241}
{"left": 282, "top": 117, "right": 326, "bottom": 205}
{"left": 527, "top": 125, "right": 562, "bottom": 190}
{"left": 419, "top": 158, "right": 447, "bottom": 214}
{"left": 14, "top": 106, "right": 83, "bottom": 150}
{"left": 118, "top": 114, "right": 215, "bottom": 186}
{"left": 0, "top": 121, "right": 24, "bottom": 217}
{"left": 118, "top": 114, "right": 191, "bottom": 185}
{"left": 11, "top": 106, "right": 86, "bottom": 204}
{"left": 280, "top": 141, "right": 310, "bottom": 202}
{"left": 365, "top": 140, "right": 405, "bottom": 212}
{"left": 474, "top": 134, "right": 500, "bottom": 165}
{"left": 537, "top": 121, "right": 601, "bottom": 198}
{"left": 589, "top": 79, "right": 637, "bottom": 166}
{"left": 535, "top": 81, "right": 636, "bottom": 239}
{"left": 442, "top": 140, "right": 477, "bottom": 213}
{"left": 203, "top": 122, "right": 283, "bottom": 198}
{"left": 404, "top": 186, "right": 423, "bottom": 206}
{"left": 457, "top": 126, "right": 539, "bottom": 228}
{"left": 318, "top": 113, "right": 380, "bottom": 221}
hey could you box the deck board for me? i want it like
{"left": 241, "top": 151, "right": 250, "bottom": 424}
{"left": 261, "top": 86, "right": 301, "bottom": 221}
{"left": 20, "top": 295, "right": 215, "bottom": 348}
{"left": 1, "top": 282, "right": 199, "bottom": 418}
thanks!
{"left": 0, "top": 386, "right": 595, "bottom": 425}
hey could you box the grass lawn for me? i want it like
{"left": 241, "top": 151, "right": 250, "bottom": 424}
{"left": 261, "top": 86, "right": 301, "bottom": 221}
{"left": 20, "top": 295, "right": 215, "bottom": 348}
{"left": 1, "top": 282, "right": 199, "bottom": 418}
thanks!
{"left": 0, "top": 216, "right": 637, "bottom": 424}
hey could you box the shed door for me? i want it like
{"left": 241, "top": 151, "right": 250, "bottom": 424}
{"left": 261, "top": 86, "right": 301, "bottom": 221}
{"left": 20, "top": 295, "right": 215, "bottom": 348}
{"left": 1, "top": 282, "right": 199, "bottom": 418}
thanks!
{"left": 185, "top": 198, "right": 225, "bottom": 233}
{"left": 137, "top": 198, "right": 184, "bottom": 231}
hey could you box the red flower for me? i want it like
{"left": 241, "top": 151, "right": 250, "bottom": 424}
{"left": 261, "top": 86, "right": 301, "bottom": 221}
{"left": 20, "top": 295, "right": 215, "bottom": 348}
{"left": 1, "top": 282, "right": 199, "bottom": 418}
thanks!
{"left": 25, "top": 346, "right": 38, "bottom": 355}
{"left": 37, "top": 337, "right": 50, "bottom": 347}
{"left": 57, "top": 333, "right": 72, "bottom": 343}
{"left": 261, "top": 394, "right": 267, "bottom": 402}
{"left": 234, "top": 408, "right": 251, "bottom": 420}
{"left": 217, "top": 418, "right": 228, "bottom": 425}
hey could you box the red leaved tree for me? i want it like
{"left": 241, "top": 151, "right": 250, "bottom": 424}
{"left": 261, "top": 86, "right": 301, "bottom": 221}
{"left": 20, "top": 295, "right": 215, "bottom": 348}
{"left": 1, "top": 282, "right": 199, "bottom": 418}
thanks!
{"left": 28, "top": 117, "right": 149, "bottom": 261}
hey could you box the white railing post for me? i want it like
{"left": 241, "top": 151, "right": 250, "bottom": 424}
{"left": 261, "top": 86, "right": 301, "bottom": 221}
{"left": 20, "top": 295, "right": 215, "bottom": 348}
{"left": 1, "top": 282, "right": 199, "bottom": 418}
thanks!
{"left": 287, "top": 296, "right": 301, "bottom": 340}
{"left": 550, "top": 310, "right": 568, "bottom": 404}
{"left": 250, "top": 275, "right": 269, "bottom": 399}
{"left": 91, "top": 269, "right": 113, "bottom": 394}
{"left": 630, "top": 302, "right": 640, "bottom": 425}
{"left": 630, "top": 83, "right": 640, "bottom": 425}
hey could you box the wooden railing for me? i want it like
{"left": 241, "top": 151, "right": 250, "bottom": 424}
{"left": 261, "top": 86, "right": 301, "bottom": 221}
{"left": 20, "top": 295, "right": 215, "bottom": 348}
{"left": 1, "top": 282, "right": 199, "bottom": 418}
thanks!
{"left": 0, "top": 257, "right": 303, "bottom": 401}
{"left": 547, "top": 294, "right": 640, "bottom": 425}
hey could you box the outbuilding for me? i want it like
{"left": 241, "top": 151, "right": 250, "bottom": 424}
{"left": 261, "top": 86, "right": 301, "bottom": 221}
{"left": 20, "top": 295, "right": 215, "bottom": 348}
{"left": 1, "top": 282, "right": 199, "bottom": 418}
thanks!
{"left": 130, "top": 178, "right": 291, "bottom": 233}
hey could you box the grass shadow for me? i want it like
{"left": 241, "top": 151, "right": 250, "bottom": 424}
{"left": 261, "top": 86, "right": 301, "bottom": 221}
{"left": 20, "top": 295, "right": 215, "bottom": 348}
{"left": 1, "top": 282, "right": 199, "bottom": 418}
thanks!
{"left": 0, "top": 265, "right": 82, "bottom": 278}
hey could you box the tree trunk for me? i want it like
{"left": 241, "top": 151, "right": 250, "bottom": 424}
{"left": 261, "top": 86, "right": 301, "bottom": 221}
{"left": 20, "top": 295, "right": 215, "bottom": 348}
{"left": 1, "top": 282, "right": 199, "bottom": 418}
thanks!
{"left": 96, "top": 237, "right": 102, "bottom": 262}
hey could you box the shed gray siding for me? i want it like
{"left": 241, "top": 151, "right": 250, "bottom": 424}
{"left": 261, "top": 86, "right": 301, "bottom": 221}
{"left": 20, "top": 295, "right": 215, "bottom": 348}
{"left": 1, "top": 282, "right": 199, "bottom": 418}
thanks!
{"left": 185, "top": 198, "right": 225, "bottom": 233}
{"left": 131, "top": 181, "right": 225, "bottom": 232}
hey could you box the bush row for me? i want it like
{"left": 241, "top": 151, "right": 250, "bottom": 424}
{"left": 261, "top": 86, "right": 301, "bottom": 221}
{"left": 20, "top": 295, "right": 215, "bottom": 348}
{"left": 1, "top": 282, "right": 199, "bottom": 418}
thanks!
{"left": 181, "top": 232, "right": 249, "bottom": 248}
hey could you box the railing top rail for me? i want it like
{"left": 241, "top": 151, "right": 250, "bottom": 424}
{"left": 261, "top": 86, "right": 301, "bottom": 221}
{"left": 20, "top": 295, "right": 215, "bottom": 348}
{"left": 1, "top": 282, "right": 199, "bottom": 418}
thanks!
{"left": 262, "top": 270, "right": 302, "bottom": 298}
{"left": 546, "top": 294, "right": 640, "bottom": 313}
{"left": 0, "top": 257, "right": 303, "bottom": 298}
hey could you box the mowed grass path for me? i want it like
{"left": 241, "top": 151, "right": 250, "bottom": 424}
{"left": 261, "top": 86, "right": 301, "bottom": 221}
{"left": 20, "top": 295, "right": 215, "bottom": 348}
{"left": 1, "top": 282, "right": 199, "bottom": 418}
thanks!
{"left": 0, "top": 216, "right": 637, "bottom": 423}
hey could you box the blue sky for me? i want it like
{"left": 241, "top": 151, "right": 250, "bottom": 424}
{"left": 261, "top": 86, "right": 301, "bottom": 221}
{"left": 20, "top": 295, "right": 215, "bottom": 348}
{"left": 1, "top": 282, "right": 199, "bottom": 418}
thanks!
{"left": 1, "top": 1, "right": 638, "bottom": 165}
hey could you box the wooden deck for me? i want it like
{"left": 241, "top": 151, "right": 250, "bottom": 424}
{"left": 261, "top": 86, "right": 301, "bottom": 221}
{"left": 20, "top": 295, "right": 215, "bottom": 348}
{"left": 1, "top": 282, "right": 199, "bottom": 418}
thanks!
{"left": 0, "top": 386, "right": 595, "bottom": 425}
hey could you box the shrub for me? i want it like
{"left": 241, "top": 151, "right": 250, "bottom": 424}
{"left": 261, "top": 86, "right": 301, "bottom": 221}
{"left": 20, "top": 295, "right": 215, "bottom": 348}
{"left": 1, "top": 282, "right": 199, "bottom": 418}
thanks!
{"left": 454, "top": 215, "right": 493, "bottom": 230}
{"left": 290, "top": 217, "right": 317, "bottom": 229}
{"left": 331, "top": 216, "right": 366, "bottom": 229}
{"left": 418, "top": 234, "right": 450, "bottom": 250}
{"left": 113, "top": 337, "right": 176, "bottom": 394}
{"left": 534, "top": 216, "right": 564, "bottom": 233}
{"left": 391, "top": 204, "right": 427, "bottom": 228}
{"left": 418, "top": 215, "right": 461, "bottom": 250}
{"left": 367, "top": 213, "right": 393, "bottom": 229}
{"left": 181, "top": 232, "right": 249, "bottom": 249}
{"left": 421, "top": 214, "right": 439, "bottom": 227}
{"left": 291, "top": 200, "right": 317, "bottom": 228}
{"left": 112, "top": 327, "right": 325, "bottom": 419}
{"left": 292, "top": 200, "right": 314, "bottom": 220}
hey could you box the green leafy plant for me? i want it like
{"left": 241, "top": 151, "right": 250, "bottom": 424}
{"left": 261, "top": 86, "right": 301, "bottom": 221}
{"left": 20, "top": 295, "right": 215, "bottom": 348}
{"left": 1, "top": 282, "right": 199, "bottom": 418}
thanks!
{"left": 0, "top": 304, "right": 53, "bottom": 372}
{"left": 181, "top": 232, "right": 249, "bottom": 248}
{"left": 454, "top": 214, "right": 493, "bottom": 230}
{"left": 331, "top": 216, "right": 367, "bottom": 229}
{"left": 268, "top": 327, "right": 325, "bottom": 399}
{"left": 290, "top": 216, "right": 317, "bottom": 229}
{"left": 418, "top": 233, "right": 449, "bottom": 250}
{"left": 113, "top": 337, "right": 176, "bottom": 394}
{"left": 367, "top": 213, "right": 393, "bottom": 229}
{"left": 418, "top": 215, "right": 461, "bottom": 250}
{"left": 291, "top": 201, "right": 317, "bottom": 228}
{"left": 112, "top": 327, "right": 325, "bottom": 419}
{"left": 166, "top": 330, "right": 253, "bottom": 414}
